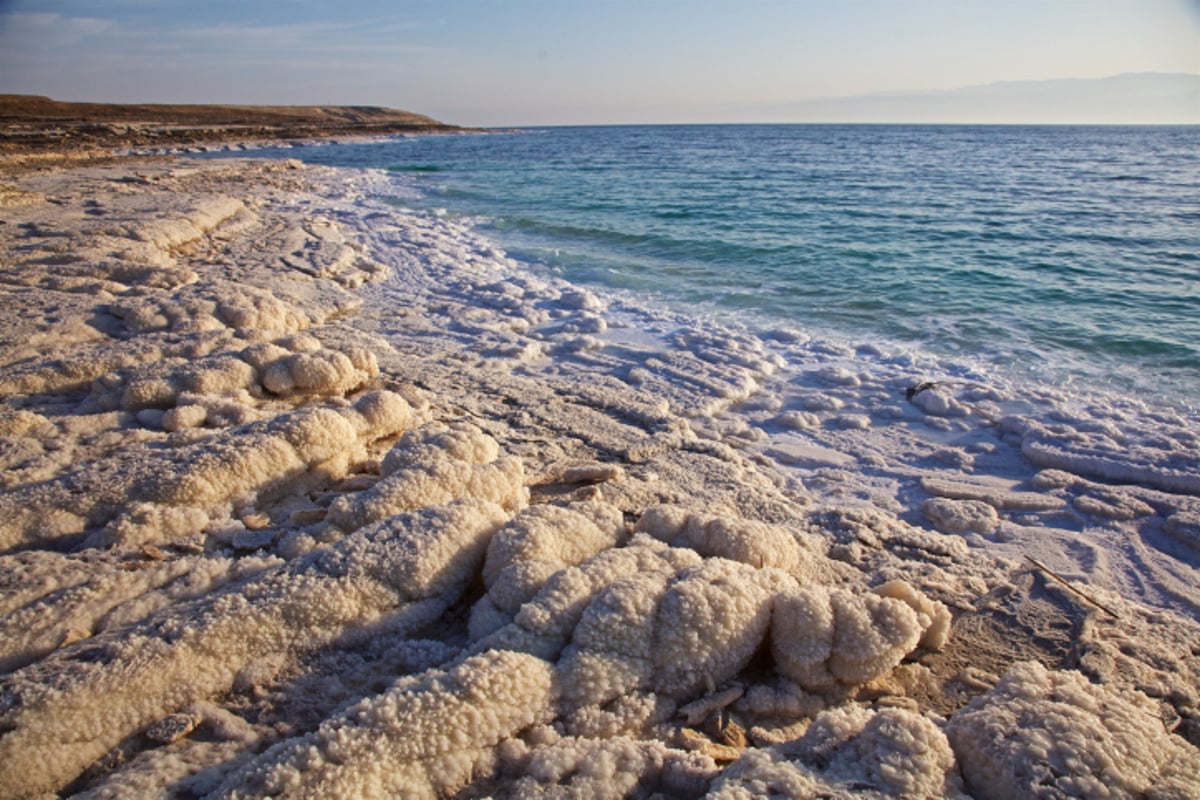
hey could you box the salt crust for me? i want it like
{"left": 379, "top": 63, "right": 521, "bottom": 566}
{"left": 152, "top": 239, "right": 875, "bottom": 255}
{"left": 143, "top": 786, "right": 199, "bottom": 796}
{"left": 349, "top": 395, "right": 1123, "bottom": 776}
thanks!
{"left": 214, "top": 650, "right": 556, "bottom": 800}
{"left": 1, "top": 159, "right": 1197, "bottom": 798}
{"left": 710, "top": 705, "right": 962, "bottom": 798}
{"left": 0, "top": 499, "right": 509, "bottom": 798}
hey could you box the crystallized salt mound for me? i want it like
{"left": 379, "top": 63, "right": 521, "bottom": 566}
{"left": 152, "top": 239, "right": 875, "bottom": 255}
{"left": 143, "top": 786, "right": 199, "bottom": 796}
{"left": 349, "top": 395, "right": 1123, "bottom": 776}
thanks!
{"left": 0, "top": 390, "right": 411, "bottom": 552}
{"left": 109, "top": 281, "right": 311, "bottom": 335}
{"left": 922, "top": 497, "right": 1000, "bottom": 535}
{"left": 502, "top": 735, "right": 720, "bottom": 798}
{"left": 506, "top": 544, "right": 789, "bottom": 720}
{"left": 469, "top": 502, "right": 625, "bottom": 639}
{"left": 480, "top": 535, "right": 704, "bottom": 662}
{"left": 0, "top": 500, "right": 510, "bottom": 798}
{"left": 260, "top": 345, "right": 379, "bottom": 397}
{"left": 770, "top": 581, "right": 948, "bottom": 693}
{"left": 635, "top": 504, "right": 827, "bottom": 576}
{"left": 0, "top": 550, "right": 279, "bottom": 673}
{"left": 327, "top": 421, "right": 527, "bottom": 533}
{"left": 213, "top": 650, "right": 555, "bottom": 800}
{"left": 709, "top": 705, "right": 961, "bottom": 799}
{"left": 946, "top": 660, "right": 1200, "bottom": 800}
{"left": 481, "top": 529, "right": 947, "bottom": 736}
{"left": 90, "top": 339, "right": 378, "bottom": 414}
{"left": 105, "top": 391, "right": 412, "bottom": 547}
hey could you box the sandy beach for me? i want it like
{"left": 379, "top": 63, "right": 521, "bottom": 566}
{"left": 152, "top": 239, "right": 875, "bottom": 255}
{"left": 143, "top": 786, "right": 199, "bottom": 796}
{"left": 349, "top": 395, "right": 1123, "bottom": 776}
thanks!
{"left": 1, "top": 121, "right": 1199, "bottom": 798}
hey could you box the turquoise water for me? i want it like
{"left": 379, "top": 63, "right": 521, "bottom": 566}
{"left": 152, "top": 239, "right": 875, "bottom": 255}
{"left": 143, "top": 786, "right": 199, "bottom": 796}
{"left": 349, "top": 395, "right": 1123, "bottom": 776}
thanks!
{"left": 224, "top": 125, "right": 1200, "bottom": 407}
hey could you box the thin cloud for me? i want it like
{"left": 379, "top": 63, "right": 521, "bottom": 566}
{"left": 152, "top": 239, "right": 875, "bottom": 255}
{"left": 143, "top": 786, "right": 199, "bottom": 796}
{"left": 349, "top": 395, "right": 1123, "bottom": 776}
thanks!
{"left": 167, "top": 18, "right": 447, "bottom": 58}
{"left": 0, "top": 11, "right": 115, "bottom": 44}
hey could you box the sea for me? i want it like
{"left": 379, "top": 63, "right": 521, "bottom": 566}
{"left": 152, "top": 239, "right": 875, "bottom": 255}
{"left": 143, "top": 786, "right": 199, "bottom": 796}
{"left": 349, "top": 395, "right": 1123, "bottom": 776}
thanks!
{"left": 208, "top": 124, "right": 1200, "bottom": 413}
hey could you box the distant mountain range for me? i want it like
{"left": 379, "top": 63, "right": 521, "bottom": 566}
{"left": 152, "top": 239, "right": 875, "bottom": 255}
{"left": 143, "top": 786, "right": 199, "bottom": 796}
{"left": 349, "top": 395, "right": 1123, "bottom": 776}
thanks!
{"left": 768, "top": 73, "right": 1200, "bottom": 124}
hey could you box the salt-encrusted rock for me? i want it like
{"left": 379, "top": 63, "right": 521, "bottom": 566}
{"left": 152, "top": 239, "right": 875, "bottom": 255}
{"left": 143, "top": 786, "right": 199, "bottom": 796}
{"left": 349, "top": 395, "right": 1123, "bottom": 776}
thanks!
{"left": 381, "top": 422, "right": 501, "bottom": 474}
{"left": 95, "top": 502, "right": 211, "bottom": 551}
{"left": 560, "top": 462, "right": 626, "bottom": 484}
{"left": 636, "top": 504, "right": 823, "bottom": 576}
{"left": 231, "top": 527, "right": 276, "bottom": 551}
{"left": 0, "top": 550, "right": 281, "bottom": 673}
{"left": 875, "top": 579, "right": 953, "bottom": 651}
{"left": 116, "top": 397, "right": 404, "bottom": 543}
{"left": 552, "top": 555, "right": 789, "bottom": 716}
{"left": 470, "top": 502, "right": 624, "bottom": 639}
{"left": 921, "top": 476, "right": 1067, "bottom": 512}
{"left": 110, "top": 281, "right": 311, "bottom": 336}
{"left": 912, "top": 388, "right": 969, "bottom": 417}
{"left": 161, "top": 403, "right": 208, "bottom": 432}
{"left": 327, "top": 421, "right": 526, "bottom": 533}
{"left": 480, "top": 535, "right": 703, "bottom": 662}
{"left": 652, "top": 559, "right": 791, "bottom": 699}
{"left": 1021, "top": 428, "right": 1200, "bottom": 495}
{"left": 145, "top": 712, "right": 202, "bottom": 745}
{"left": 214, "top": 650, "right": 556, "bottom": 800}
{"left": 946, "top": 661, "right": 1200, "bottom": 800}
{"left": 0, "top": 500, "right": 510, "bottom": 798}
{"left": 0, "top": 391, "right": 411, "bottom": 552}
{"left": 709, "top": 705, "right": 959, "bottom": 798}
{"left": 503, "top": 735, "right": 720, "bottom": 798}
{"left": 260, "top": 346, "right": 378, "bottom": 397}
{"left": 557, "top": 570, "right": 673, "bottom": 710}
{"left": 1072, "top": 488, "right": 1155, "bottom": 521}
{"left": 922, "top": 497, "right": 1000, "bottom": 535}
{"left": 771, "top": 583, "right": 942, "bottom": 692}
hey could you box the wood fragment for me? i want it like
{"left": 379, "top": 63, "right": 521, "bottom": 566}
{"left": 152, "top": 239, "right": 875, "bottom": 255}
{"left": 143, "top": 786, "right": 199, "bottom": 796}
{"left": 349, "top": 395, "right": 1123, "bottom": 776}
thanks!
{"left": 1025, "top": 555, "right": 1120, "bottom": 619}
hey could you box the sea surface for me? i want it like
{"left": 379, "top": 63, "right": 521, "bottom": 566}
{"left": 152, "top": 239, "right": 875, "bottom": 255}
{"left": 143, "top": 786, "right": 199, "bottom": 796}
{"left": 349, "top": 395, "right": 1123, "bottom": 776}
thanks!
{"left": 213, "top": 125, "right": 1200, "bottom": 411}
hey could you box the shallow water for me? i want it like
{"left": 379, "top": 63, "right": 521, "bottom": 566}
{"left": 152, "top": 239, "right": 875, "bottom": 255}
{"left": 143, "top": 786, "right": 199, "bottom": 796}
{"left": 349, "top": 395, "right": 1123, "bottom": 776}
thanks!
{"left": 210, "top": 124, "right": 1200, "bottom": 410}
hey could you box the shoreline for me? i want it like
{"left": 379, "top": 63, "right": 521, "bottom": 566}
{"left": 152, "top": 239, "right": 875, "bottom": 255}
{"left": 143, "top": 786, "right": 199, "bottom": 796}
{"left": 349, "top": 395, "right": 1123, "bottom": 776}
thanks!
{"left": 0, "top": 95, "right": 472, "bottom": 173}
{"left": 0, "top": 150, "right": 1198, "bottom": 797}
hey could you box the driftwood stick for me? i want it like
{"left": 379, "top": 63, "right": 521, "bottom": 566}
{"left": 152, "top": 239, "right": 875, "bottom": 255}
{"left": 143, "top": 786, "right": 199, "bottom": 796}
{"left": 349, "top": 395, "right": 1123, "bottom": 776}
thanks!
{"left": 1025, "top": 555, "right": 1120, "bottom": 620}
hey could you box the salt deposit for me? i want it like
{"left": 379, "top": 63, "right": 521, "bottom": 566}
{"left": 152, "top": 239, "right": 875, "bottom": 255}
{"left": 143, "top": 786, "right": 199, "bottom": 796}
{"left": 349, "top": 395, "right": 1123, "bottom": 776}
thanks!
{"left": 0, "top": 156, "right": 1196, "bottom": 798}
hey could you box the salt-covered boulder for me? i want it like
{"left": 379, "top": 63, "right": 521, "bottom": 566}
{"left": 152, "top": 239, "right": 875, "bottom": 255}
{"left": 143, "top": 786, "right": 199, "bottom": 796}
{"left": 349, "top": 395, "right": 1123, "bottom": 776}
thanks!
{"left": 470, "top": 502, "right": 624, "bottom": 639}
{"left": 652, "top": 559, "right": 791, "bottom": 699}
{"left": 327, "top": 421, "right": 527, "bottom": 533}
{"left": 946, "top": 661, "right": 1200, "bottom": 800}
{"left": 503, "top": 735, "right": 720, "bottom": 798}
{"left": 260, "top": 346, "right": 378, "bottom": 397}
{"left": 0, "top": 499, "right": 511, "bottom": 798}
{"left": 556, "top": 570, "right": 673, "bottom": 710}
{"left": 554, "top": 555, "right": 790, "bottom": 718}
{"left": 709, "top": 705, "right": 960, "bottom": 799}
{"left": 771, "top": 581, "right": 947, "bottom": 692}
{"left": 480, "top": 535, "right": 703, "bottom": 662}
{"left": 636, "top": 505, "right": 814, "bottom": 574}
{"left": 213, "top": 650, "right": 556, "bottom": 800}
{"left": 922, "top": 497, "right": 1000, "bottom": 535}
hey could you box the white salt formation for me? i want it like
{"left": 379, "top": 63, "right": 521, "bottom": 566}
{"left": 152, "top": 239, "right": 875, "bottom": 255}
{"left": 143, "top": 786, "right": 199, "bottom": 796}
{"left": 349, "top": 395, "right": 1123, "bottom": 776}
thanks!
{"left": 947, "top": 661, "right": 1200, "bottom": 800}
{"left": 1, "top": 157, "right": 1197, "bottom": 798}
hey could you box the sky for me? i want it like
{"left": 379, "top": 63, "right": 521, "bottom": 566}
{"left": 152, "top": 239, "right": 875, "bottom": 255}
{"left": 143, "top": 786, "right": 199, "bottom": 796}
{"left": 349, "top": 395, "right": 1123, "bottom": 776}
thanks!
{"left": 0, "top": 0, "right": 1198, "bottom": 126}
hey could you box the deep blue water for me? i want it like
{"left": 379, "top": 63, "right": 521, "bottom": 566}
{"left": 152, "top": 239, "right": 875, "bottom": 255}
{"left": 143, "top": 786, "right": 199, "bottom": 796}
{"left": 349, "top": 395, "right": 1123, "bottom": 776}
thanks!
{"left": 218, "top": 125, "right": 1200, "bottom": 406}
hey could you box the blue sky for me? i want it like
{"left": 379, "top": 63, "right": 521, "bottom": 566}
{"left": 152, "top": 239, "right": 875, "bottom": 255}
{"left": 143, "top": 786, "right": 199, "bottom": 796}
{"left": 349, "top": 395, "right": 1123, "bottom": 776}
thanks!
{"left": 1, "top": 0, "right": 1197, "bottom": 125}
